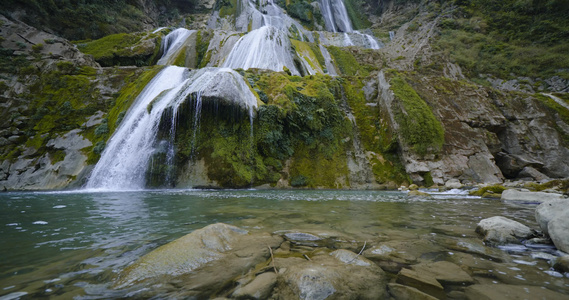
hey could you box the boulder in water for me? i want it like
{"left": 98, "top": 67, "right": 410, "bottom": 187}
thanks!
{"left": 548, "top": 209, "right": 569, "bottom": 253}
{"left": 501, "top": 189, "right": 566, "bottom": 203}
{"left": 276, "top": 249, "right": 388, "bottom": 299}
{"left": 475, "top": 216, "right": 534, "bottom": 245}
{"left": 114, "top": 223, "right": 283, "bottom": 297}
{"left": 535, "top": 199, "right": 569, "bottom": 236}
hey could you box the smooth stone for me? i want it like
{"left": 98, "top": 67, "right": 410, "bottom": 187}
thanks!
{"left": 548, "top": 209, "right": 569, "bottom": 253}
{"left": 408, "top": 190, "right": 430, "bottom": 197}
{"left": 388, "top": 283, "right": 438, "bottom": 300}
{"left": 535, "top": 199, "right": 569, "bottom": 236}
{"left": 410, "top": 261, "right": 474, "bottom": 286}
{"left": 408, "top": 184, "right": 419, "bottom": 190}
{"left": 553, "top": 255, "right": 569, "bottom": 273}
{"left": 232, "top": 272, "right": 277, "bottom": 299}
{"left": 396, "top": 268, "right": 445, "bottom": 299}
{"left": 114, "top": 223, "right": 283, "bottom": 293}
{"left": 445, "top": 179, "right": 463, "bottom": 189}
{"left": 277, "top": 250, "right": 388, "bottom": 299}
{"left": 465, "top": 284, "right": 569, "bottom": 300}
{"left": 475, "top": 216, "right": 534, "bottom": 245}
{"left": 501, "top": 189, "right": 566, "bottom": 203}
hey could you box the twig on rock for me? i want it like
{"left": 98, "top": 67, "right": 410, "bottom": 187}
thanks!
{"left": 268, "top": 245, "right": 277, "bottom": 274}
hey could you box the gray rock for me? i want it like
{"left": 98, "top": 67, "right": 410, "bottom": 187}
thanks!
{"left": 475, "top": 216, "right": 534, "bottom": 245}
{"left": 445, "top": 179, "right": 463, "bottom": 189}
{"left": 465, "top": 284, "right": 569, "bottom": 300}
{"left": 535, "top": 199, "right": 569, "bottom": 236}
{"left": 548, "top": 209, "right": 569, "bottom": 253}
{"left": 518, "top": 166, "right": 549, "bottom": 182}
{"left": 277, "top": 250, "right": 387, "bottom": 300}
{"left": 115, "top": 223, "right": 283, "bottom": 295}
{"left": 410, "top": 261, "right": 474, "bottom": 286}
{"left": 396, "top": 268, "right": 445, "bottom": 299}
{"left": 388, "top": 283, "right": 438, "bottom": 300}
{"left": 284, "top": 232, "right": 322, "bottom": 242}
{"left": 501, "top": 189, "right": 566, "bottom": 203}
{"left": 553, "top": 255, "right": 569, "bottom": 273}
{"left": 232, "top": 272, "right": 277, "bottom": 299}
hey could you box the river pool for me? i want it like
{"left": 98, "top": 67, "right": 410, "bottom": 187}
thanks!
{"left": 0, "top": 189, "right": 568, "bottom": 299}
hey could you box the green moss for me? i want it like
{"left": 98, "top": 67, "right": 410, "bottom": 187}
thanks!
{"left": 389, "top": 72, "right": 445, "bottom": 156}
{"left": 291, "top": 40, "right": 324, "bottom": 73}
{"left": 327, "top": 46, "right": 367, "bottom": 76}
{"left": 76, "top": 31, "right": 160, "bottom": 67}
{"left": 49, "top": 149, "right": 66, "bottom": 164}
{"left": 218, "top": 0, "right": 238, "bottom": 18}
{"left": 196, "top": 30, "right": 213, "bottom": 68}
{"left": 469, "top": 185, "right": 507, "bottom": 196}
{"left": 535, "top": 93, "right": 569, "bottom": 145}
{"left": 524, "top": 179, "right": 569, "bottom": 192}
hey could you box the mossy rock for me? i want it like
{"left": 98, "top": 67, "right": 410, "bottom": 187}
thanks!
{"left": 469, "top": 185, "right": 507, "bottom": 196}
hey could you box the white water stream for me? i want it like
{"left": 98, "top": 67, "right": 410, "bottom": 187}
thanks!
{"left": 86, "top": 28, "right": 258, "bottom": 191}
{"left": 223, "top": 25, "right": 301, "bottom": 75}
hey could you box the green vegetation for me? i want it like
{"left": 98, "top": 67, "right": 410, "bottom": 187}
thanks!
{"left": 341, "top": 77, "right": 408, "bottom": 184}
{"left": 436, "top": 0, "right": 569, "bottom": 79}
{"left": 469, "top": 185, "right": 507, "bottom": 196}
{"left": 388, "top": 71, "right": 445, "bottom": 156}
{"left": 1, "top": 0, "right": 199, "bottom": 40}
{"left": 196, "top": 30, "right": 214, "bottom": 68}
{"left": 76, "top": 32, "right": 162, "bottom": 67}
{"left": 524, "top": 178, "right": 569, "bottom": 191}
{"left": 327, "top": 46, "right": 367, "bottom": 76}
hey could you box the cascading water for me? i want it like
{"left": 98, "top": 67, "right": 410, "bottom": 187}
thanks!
{"left": 85, "top": 67, "right": 189, "bottom": 190}
{"left": 222, "top": 25, "right": 302, "bottom": 75}
{"left": 86, "top": 27, "right": 258, "bottom": 190}
{"left": 156, "top": 28, "right": 194, "bottom": 65}
{"left": 318, "top": 0, "right": 381, "bottom": 49}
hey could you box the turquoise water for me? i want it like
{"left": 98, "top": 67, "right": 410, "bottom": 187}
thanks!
{"left": 0, "top": 189, "right": 567, "bottom": 298}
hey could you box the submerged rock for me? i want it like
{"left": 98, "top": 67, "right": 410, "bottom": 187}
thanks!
{"left": 395, "top": 268, "right": 445, "bottom": 299}
{"left": 475, "top": 216, "right": 534, "bottom": 245}
{"left": 114, "top": 223, "right": 283, "bottom": 296}
{"left": 410, "top": 261, "right": 474, "bottom": 286}
{"left": 388, "top": 283, "right": 438, "bottom": 300}
{"left": 501, "top": 189, "right": 566, "bottom": 203}
{"left": 464, "top": 284, "right": 569, "bottom": 300}
{"left": 232, "top": 272, "right": 277, "bottom": 299}
{"left": 276, "top": 249, "right": 388, "bottom": 299}
{"left": 553, "top": 255, "right": 569, "bottom": 273}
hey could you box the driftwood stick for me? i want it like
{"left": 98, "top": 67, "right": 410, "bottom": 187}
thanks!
{"left": 268, "top": 246, "right": 277, "bottom": 274}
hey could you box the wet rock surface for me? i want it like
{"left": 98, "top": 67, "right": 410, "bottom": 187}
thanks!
{"left": 465, "top": 284, "right": 569, "bottom": 300}
{"left": 476, "top": 216, "right": 535, "bottom": 245}
{"left": 501, "top": 189, "right": 566, "bottom": 203}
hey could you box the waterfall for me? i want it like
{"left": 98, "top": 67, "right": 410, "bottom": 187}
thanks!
{"left": 389, "top": 31, "right": 395, "bottom": 41}
{"left": 86, "top": 28, "right": 258, "bottom": 190}
{"left": 86, "top": 67, "right": 258, "bottom": 190}
{"left": 318, "top": 0, "right": 380, "bottom": 49}
{"left": 319, "top": 0, "right": 353, "bottom": 33}
{"left": 156, "top": 28, "right": 194, "bottom": 65}
{"left": 85, "top": 67, "right": 189, "bottom": 190}
{"left": 223, "top": 26, "right": 301, "bottom": 75}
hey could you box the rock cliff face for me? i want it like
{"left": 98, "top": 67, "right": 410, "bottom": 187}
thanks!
{"left": 0, "top": 0, "right": 568, "bottom": 190}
